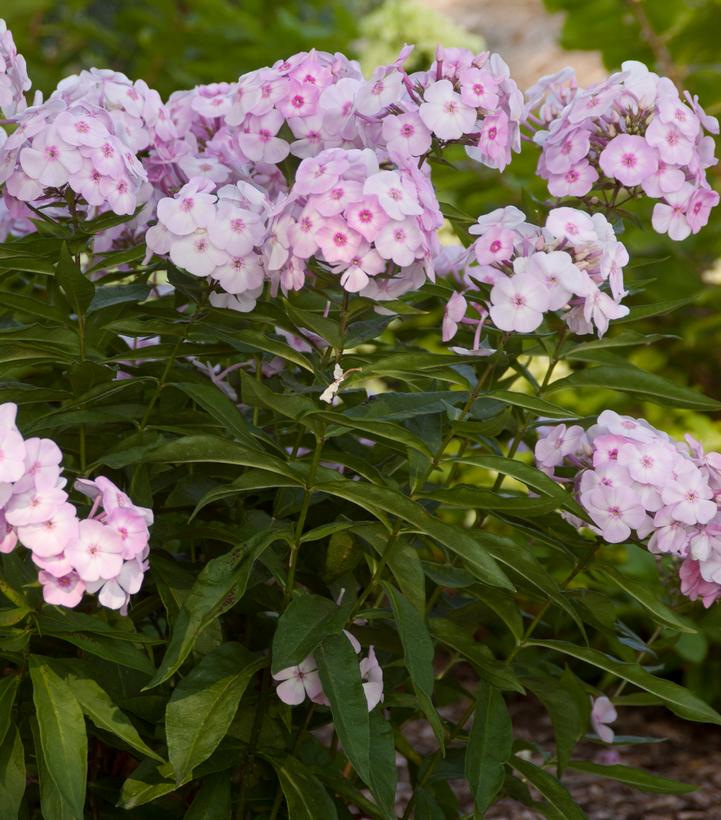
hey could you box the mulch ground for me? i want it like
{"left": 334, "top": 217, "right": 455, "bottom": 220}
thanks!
{"left": 397, "top": 702, "right": 721, "bottom": 818}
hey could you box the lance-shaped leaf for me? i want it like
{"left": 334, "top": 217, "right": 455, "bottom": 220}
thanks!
{"left": 315, "top": 479, "right": 513, "bottom": 590}
{"left": 316, "top": 633, "right": 371, "bottom": 787}
{"left": 465, "top": 682, "right": 513, "bottom": 812}
{"left": 567, "top": 761, "right": 696, "bottom": 794}
{"left": 384, "top": 583, "right": 444, "bottom": 748}
{"left": 510, "top": 756, "right": 586, "bottom": 820}
{"left": 275, "top": 756, "right": 339, "bottom": 820}
{"left": 528, "top": 640, "right": 721, "bottom": 724}
{"left": 147, "top": 527, "right": 289, "bottom": 688}
{"left": 64, "top": 674, "right": 163, "bottom": 762}
{"left": 272, "top": 594, "right": 351, "bottom": 674}
{"left": 167, "top": 643, "right": 265, "bottom": 783}
{"left": 30, "top": 657, "right": 88, "bottom": 818}
{"left": 0, "top": 726, "right": 24, "bottom": 817}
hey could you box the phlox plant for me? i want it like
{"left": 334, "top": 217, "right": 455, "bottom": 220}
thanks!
{"left": 1, "top": 18, "right": 721, "bottom": 819}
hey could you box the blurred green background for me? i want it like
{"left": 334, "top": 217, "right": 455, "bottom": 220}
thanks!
{"left": 4, "top": 0, "right": 721, "bottom": 701}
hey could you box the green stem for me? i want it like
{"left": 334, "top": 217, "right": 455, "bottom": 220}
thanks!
{"left": 285, "top": 432, "right": 325, "bottom": 603}
{"left": 613, "top": 625, "right": 662, "bottom": 698}
{"left": 353, "top": 341, "right": 507, "bottom": 618}
{"left": 507, "top": 542, "right": 601, "bottom": 663}
{"left": 235, "top": 667, "right": 272, "bottom": 820}
{"left": 401, "top": 695, "right": 477, "bottom": 820}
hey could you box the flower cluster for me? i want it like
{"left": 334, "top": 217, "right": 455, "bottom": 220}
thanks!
{"left": 273, "top": 631, "right": 383, "bottom": 711}
{"left": 0, "top": 19, "right": 30, "bottom": 118}
{"left": 0, "top": 98, "right": 149, "bottom": 216}
{"left": 267, "top": 146, "right": 442, "bottom": 297}
{"left": 145, "top": 177, "right": 268, "bottom": 312}
{"left": 0, "top": 402, "right": 152, "bottom": 611}
{"left": 144, "top": 50, "right": 363, "bottom": 198}
{"left": 535, "top": 410, "right": 721, "bottom": 607}
{"left": 442, "top": 205, "right": 629, "bottom": 343}
{"left": 526, "top": 61, "right": 719, "bottom": 240}
{"left": 353, "top": 45, "right": 522, "bottom": 170}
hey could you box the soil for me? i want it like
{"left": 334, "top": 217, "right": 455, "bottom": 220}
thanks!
{"left": 397, "top": 701, "right": 721, "bottom": 818}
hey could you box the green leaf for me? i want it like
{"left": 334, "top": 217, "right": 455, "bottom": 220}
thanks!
{"left": 144, "top": 434, "right": 299, "bottom": 481}
{"left": 523, "top": 672, "right": 589, "bottom": 775}
{"left": 384, "top": 584, "right": 444, "bottom": 749}
{"left": 316, "top": 479, "right": 513, "bottom": 590}
{"left": 167, "top": 643, "right": 264, "bottom": 783}
{"left": 429, "top": 618, "right": 524, "bottom": 693}
{"left": 240, "top": 371, "right": 322, "bottom": 434}
{"left": 172, "top": 382, "right": 255, "bottom": 445}
{"left": 546, "top": 365, "right": 721, "bottom": 411}
{"left": 56, "top": 242, "right": 95, "bottom": 315}
{"left": 316, "top": 633, "right": 371, "bottom": 786}
{"left": 118, "top": 759, "right": 176, "bottom": 808}
{"left": 465, "top": 682, "right": 513, "bottom": 812}
{"left": 487, "top": 390, "right": 575, "bottom": 419}
{"left": 453, "top": 455, "right": 585, "bottom": 517}
{"left": 30, "top": 657, "right": 87, "bottom": 818}
{"left": 509, "top": 757, "right": 586, "bottom": 820}
{"left": 38, "top": 620, "right": 156, "bottom": 676}
{"left": 309, "top": 410, "right": 434, "bottom": 458}
{"left": 473, "top": 533, "right": 586, "bottom": 637}
{"left": 271, "top": 595, "right": 350, "bottom": 674}
{"left": 0, "top": 676, "right": 19, "bottom": 748}
{"left": 0, "top": 727, "right": 24, "bottom": 819}
{"left": 369, "top": 709, "right": 397, "bottom": 819}
{"left": 616, "top": 297, "right": 696, "bottom": 323}
{"left": 275, "top": 756, "right": 339, "bottom": 820}
{"left": 594, "top": 566, "right": 696, "bottom": 634}
{"left": 528, "top": 641, "right": 721, "bottom": 724}
{"left": 567, "top": 761, "right": 696, "bottom": 794}
{"left": 301, "top": 520, "right": 355, "bottom": 543}
{"left": 345, "top": 391, "right": 467, "bottom": 422}
{"left": 148, "top": 527, "right": 288, "bottom": 688}
{"left": 184, "top": 772, "right": 232, "bottom": 819}
{"left": 64, "top": 674, "right": 163, "bottom": 762}
{"left": 35, "top": 608, "right": 161, "bottom": 643}
{"left": 427, "top": 486, "right": 561, "bottom": 516}
{"left": 191, "top": 470, "right": 302, "bottom": 519}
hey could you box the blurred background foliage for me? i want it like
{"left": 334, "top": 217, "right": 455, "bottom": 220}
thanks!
{"left": 4, "top": 0, "right": 721, "bottom": 702}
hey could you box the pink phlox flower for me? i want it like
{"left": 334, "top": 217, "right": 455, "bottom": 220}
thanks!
{"left": 16, "top": 502, "right": 79, "bottom": 557}
{"left": 535, "top": 423, "right": 587, "bottom": 471}
{"left": 583, "top": 484, "right": 648, "bottom": 543}
{"left": 645, "top": 117, "right": 694, "bottom": 166}
{"left": 651, "top": 184, "right": 693, "bottom": 241}
{"left": 85, "top": 557, "right": 147, "bottom": 613}
{"left": 660, "top": 466, "right": 715, "bottom": 526}
{"left": 5, "top": 486, "right": 67, "bottom": 527}
{"left": 546, "top": 207, "right": 597, "bottom": 245}
{"left": 273, "top": 656, "right": 324, "bottom": 706}
{"left": 337, "top": 247, "right": 385, "bottom": 293}
{"left": 374, "top": 217, "right": 423, "bottom": 267}
{"left": 442, "top": 290, "right": 468, "bottom": 342}
{"left": 679, "top": 558, "right": 721, "bottom": 608}
{"left": 547, "top": 159, "right": 599, "bottom": 197}
{"left": 382, "top": 112, "right": 432, "bottom": 159}
{"left": 458, "top": 67, "right": 500, "bottom": 110}
{"left": 39, "top": 570, "right": 86, "bottom": 608}
{"left": 488, "top": 269, "right": 549, "bottom": 333}
{"left": 591, "top": 696, "right": 617, "bottom": 743}
{"left": 599, "top": 134, "right": 659, "bottom": 188}
{"left": 363, "top": 170, "right": 423, "bottom": 221}
{"left": 419, "top": 79, "right": 476, "bottom": 141}
{"left": 360, "top": 646, "right": 384, "bottom": 710}
{"left": 65, "top": 518, "right": 124, "bottom": 583}
{"left": 0, "top": 411, "right": 26, "bottom": 483}
{"left": 473, "top": 226, "right": 515, "bottom": 265}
